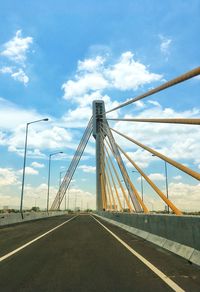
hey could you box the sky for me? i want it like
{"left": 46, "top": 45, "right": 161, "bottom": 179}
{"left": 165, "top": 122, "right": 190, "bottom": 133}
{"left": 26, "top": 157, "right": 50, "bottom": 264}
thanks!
{"left": 0, "top": 0, "right": 199, "bottom": 211}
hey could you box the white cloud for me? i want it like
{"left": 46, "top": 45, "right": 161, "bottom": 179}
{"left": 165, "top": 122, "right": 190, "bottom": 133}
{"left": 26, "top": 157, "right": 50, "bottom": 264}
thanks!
{"left": 7, "top": 125, "right": 73, "bottom": 156}
{"left": 105, "top": 51, "right": 162, "bottom": 90}
{"left": 31, "top": 162, "right": 45, "bottom": 168}
{"left": 78, "top": 56, "right": 105, "bottom": 72}
{"left": 11, "top": 68, "right": 29, "bottom": 84}
{"left": 168, "top": 182, "right": 200, "bottom": 211}
{"left": 0, "top": 97, "right": 79, "bottom": 157}
{"left": 0, "top": 67, "right": 29, "bottom": 84}
{"left": 159, "top": 35, "right": 172, "bottom": 56}
{"left": 62, "top": 51, "right": 162, "bottom": 102}
{"left": 173, "top": 175, "right": 182, "bottom": 181}
{"left": 0, "top": 30, "right": 33, "bottom": 85}
{"left": 61, "top": 106, "right": 92, "bottom": 128}
{"left": 60, "top": 51, "right": 163, "bottom": 133}
{"left": 148, "top": 173, "right": 165, "bottom": 181}
{"left": 0, "top": 96, "right": 96, "bottom": 160}
{"left": 124, "top": 149, "right": 155, "bottom": 169}
{"left": 148, "top": 100, "right": 161, "bottom": 107}
{"left": 64, "top": 187, "right": 96, "bottom": 210}
{"left": 62, "top": 72, "right": 108, "bottom": 100}
{"left": 0, "top": 183, "right": 55, "bottom": 209}
{"left": 1, "top": 30, "right": 33, "bottom": 64}
{"left": 135, "top": 100, "right": 145, "bottom": 109}
{"left": 0, "top": 168, "right": 18, "bottom": 186}
{"left": 79, "top": 165, "right": 96, "bottom": 173}
{"left": 18, "top": 167, "right": 38, "bottom": 175}
{"left": 0, "top": 66, "right": 13, "bottom": 74}
{"left": 0, "top": 98, "right": 42, "bottom": 130}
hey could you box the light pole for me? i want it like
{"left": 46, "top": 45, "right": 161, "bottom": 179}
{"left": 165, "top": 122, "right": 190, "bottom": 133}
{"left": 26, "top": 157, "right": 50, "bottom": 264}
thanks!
{"left": 132, "top": 171, "right": 144, "bottom": 201}
{"left": 47, "top": 151, "right": 63, "bottom": 213}
{"left": 152, "top": 155, "right": 169, "bottom": 213}
{"left": 20, "top": 118, "right": 49, "bottom": 218}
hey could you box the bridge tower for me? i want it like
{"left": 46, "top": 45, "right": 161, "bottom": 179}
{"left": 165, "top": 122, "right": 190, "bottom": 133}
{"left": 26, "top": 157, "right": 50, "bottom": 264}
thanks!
{"left": 93, "top": 100, "right": 106, "bottom": 210}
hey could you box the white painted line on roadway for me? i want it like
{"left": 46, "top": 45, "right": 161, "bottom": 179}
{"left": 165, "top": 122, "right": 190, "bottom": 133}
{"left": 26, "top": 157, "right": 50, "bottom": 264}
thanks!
{"left": 92, "top": 215, "right": 184, "bottom": 292}
{"left": 0, "top": 216, "right": 77, "bottom": 263}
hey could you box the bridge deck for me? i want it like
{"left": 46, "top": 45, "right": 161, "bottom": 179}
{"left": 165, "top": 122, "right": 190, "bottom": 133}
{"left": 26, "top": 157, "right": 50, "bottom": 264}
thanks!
{"left": 0, "top": 215, "right": 199, "bottom": 291}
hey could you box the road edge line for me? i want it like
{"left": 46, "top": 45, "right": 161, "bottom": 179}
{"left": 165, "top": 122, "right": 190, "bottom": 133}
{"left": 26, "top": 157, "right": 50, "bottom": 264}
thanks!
{"left": 0, "top": 215, "right": 78, "bottom": 263}
{"left": 91, "top": 215, "right": 184, "bottom": 292}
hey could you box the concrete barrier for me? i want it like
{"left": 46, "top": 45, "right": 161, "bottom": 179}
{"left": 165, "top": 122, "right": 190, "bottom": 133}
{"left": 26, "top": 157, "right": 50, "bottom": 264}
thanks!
{"left": 95, "top": 211, "right": 200, "bottom": 266}
{"left": 0, "top": 211, "right": 68, "bottom": 227}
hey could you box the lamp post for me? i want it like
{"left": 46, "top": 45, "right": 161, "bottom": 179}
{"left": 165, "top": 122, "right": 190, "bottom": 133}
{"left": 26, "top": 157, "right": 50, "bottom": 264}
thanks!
{"left": 20, "top": 118, "right": 49, "bottom": 219}
{"left": 132, "top": 171, "right": 144, "bottom": 201}
{"left": 152, "top": 155, "right": 169, "bottom": 213}
{"left": 47, "top": 151, "right": 63, "bottom": 213}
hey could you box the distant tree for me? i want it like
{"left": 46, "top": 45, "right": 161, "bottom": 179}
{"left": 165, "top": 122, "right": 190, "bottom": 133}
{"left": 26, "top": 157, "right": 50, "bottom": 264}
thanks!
{"left": 31, "top": 206, "right": 40, "bottom": 212}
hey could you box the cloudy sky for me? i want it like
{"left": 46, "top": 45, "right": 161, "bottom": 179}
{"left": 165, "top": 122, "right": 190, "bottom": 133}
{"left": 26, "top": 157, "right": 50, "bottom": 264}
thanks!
{"left": 0, "top": 0, "right": 199, "bottom": 211}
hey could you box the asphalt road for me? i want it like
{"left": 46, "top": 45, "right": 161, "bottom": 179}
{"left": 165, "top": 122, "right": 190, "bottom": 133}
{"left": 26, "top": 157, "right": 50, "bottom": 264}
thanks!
{"left": 0, "top": 214, "right": 199, "bottom": 292}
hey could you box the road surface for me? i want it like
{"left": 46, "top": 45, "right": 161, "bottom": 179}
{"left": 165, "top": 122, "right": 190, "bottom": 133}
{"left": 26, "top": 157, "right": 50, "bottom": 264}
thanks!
{"left": 0, "top": 214, "right": 199, "bottom": 291}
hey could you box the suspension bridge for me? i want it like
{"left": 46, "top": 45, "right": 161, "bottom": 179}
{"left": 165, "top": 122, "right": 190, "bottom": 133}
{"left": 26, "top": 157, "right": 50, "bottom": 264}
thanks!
{"left": 0, "top": 67, "right": 200, "bottom": 291}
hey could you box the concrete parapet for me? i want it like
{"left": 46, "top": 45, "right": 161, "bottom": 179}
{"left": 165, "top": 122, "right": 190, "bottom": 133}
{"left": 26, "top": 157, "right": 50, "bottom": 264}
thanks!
{"left": 95, "top": 212, "right": 200, "bottom": 267}
{"left": 0, "top": 211, "right": 68, "bottom": 227}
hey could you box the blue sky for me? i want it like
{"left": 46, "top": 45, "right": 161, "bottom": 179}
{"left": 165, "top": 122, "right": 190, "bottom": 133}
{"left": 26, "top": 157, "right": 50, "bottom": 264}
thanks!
{"left": 0, "top": 0, "right": 199, "bottom": 211}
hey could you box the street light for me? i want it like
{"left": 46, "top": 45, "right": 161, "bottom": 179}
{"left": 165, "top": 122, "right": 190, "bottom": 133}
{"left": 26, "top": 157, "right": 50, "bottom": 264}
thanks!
{"left": 132, "top": 171, "right": 144, "bottom": 201}
{"left": 152, "top": 155, "right": 169, "bottom": 213}
{"left": 47, "top": 151, "right": 63, "bottom": 213}
{"left": 20, "top": 118, "right": 49, "bottom": 218}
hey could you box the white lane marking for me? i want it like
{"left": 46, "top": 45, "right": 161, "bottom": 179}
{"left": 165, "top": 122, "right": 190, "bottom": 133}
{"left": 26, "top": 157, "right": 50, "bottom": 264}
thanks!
{"left": 92, "top": 215, "right": 184, "bottom": 292}
{"left": 0, "top": 216, "right": 77, "bottom": 263}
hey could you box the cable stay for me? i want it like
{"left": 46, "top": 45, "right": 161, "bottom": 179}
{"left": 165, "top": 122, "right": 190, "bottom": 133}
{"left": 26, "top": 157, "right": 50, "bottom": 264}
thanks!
{"left": 111, "top": 127, "right": 200, "bottom": 181}
{"left": 101, "top": 123, "right": 143, "bottom": 212}
{"left": 107, "top": 118, "right": 200, "bottom": 125}
{"left": 49, "top": 67, "right": 200, "bottom": 216}
{"left": 106, "top": 67, "right": 200, "bottom": 114}
{"left": 116, "top": 143, "right": 182, "bottom": 215}
{"left": 101, "top": 135, "right": 149, "bottom": 213}
{"left": 50, "top": 118, "right": 93, "bottom": 210}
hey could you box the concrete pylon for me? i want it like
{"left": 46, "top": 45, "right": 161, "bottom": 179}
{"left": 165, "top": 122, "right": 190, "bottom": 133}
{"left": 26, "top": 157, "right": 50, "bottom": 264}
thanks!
{"left": 93, "top": 100, "right": 106, "bottom": 211}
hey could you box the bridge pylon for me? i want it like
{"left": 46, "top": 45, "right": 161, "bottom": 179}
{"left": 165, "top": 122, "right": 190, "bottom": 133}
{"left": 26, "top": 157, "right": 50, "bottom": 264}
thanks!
{"left": 93, "top": 100, "right": 106, "bottom": 211}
